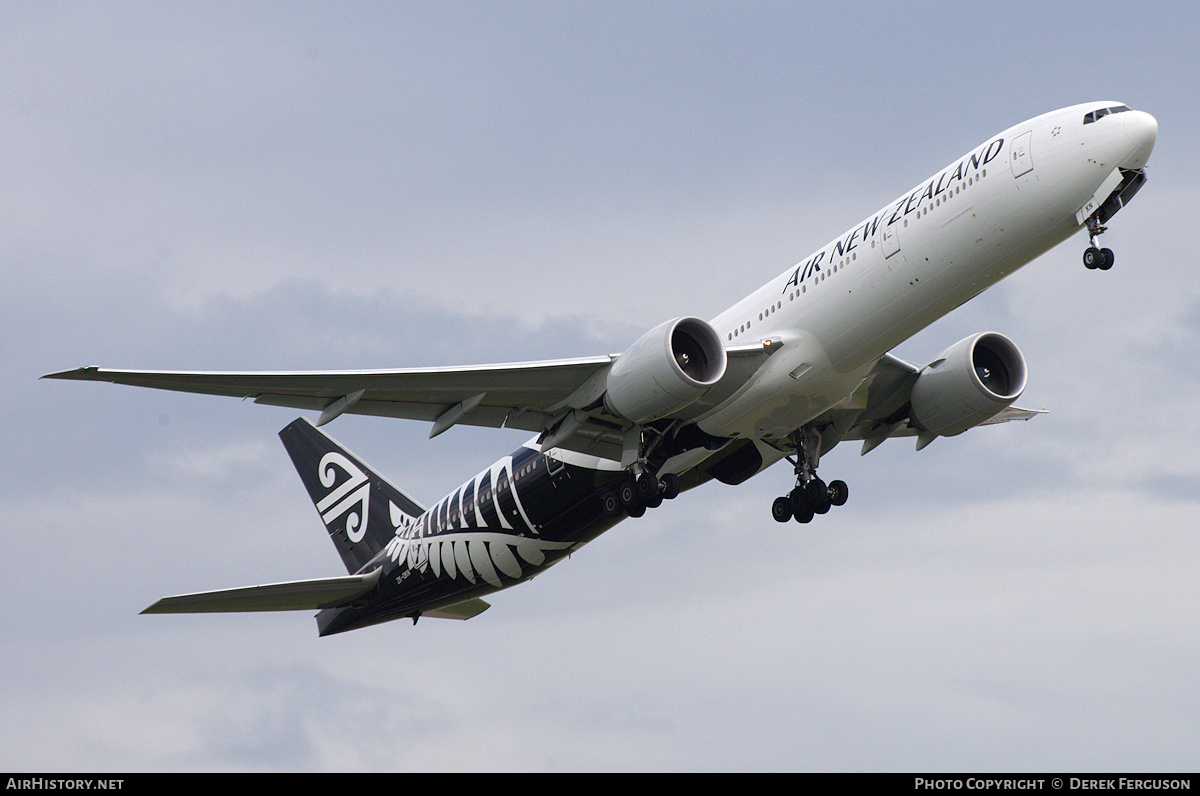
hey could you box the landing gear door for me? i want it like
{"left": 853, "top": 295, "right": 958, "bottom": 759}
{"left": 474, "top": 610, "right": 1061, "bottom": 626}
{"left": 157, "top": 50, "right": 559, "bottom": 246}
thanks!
{"left": 1010, "top": 131, "right": 1034, "bottom": 178}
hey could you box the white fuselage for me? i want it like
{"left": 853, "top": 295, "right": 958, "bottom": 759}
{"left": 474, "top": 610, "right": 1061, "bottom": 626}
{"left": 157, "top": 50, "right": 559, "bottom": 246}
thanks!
{"left": 693, "top": 101, "right": 1157, "bottom": 442}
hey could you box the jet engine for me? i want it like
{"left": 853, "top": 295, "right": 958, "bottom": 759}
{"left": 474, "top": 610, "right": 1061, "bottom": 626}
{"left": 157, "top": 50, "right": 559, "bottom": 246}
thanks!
{"left": 909, "top": 332, "right": 1027, "bottom": 438}
{"left": 604, "top": 317, "right": 727, "bottom": 424}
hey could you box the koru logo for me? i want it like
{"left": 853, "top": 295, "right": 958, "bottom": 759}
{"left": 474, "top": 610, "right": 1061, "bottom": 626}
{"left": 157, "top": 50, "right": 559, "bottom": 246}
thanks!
{"left": 316, "top": 452, "right": 370, "bottom": 543}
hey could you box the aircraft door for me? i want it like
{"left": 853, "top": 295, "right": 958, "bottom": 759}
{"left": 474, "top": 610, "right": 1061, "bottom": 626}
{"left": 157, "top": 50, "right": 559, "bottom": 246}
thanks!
{"left": 881, "top": 223, "right": 901, "bottom": 260}
{"left": 1010, "top": 131, "right": 1033, "bottom": 178}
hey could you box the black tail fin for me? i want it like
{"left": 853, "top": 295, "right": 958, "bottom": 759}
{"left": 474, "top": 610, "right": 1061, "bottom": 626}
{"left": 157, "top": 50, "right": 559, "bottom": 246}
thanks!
{"left": 279, "top": 418, "right": 426, "bottom": 574}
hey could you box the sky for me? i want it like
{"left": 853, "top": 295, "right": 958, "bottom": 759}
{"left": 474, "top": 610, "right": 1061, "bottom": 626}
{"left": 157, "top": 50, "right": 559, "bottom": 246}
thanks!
{"left": 4, "top": 0, "right": 1200, "bottom": 772}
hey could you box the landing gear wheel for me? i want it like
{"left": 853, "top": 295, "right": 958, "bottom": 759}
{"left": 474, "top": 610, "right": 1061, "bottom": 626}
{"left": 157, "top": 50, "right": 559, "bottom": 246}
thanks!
{"left": 828, "top": 479, "right": 849, "bottom": 507}
{"left": 771, "top": 496, "right": 793, "bottom": 523}
{"left": 659, "top": 473, "right": 680, "bottom": 500}
{"left": 635, "top": 472, "right": 660, "bottom": 502}
{"left": 633, "top": 472, "right": 662, "bottom": 508}
{"left": 601, "top": 491, "right": 622, "bottom": 517}
{"left": 793, "top": 501, "right": 814, "bottom": 524}
{"left": 803, "top": 478, "right": 824, "bottom": 504}
{"left": 804, "top": 478, "right": 831, "bottom": 513}
{"left": 618, "top": 481, "right": 643, "bottom": 516}
{"left": 1084, "top": 229, "right": 1115, "bottom": 269}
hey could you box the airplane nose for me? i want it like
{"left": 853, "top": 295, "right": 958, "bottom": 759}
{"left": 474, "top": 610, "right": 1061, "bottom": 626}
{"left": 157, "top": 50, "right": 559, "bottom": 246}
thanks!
{"left": 1122, "top": 110, "right": 1158, "bottom": 169}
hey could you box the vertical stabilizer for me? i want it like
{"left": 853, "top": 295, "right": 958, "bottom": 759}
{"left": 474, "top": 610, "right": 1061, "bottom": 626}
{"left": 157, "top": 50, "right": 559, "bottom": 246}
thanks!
{"left": 279, "top": 418, "right": 425, "bottom": 574}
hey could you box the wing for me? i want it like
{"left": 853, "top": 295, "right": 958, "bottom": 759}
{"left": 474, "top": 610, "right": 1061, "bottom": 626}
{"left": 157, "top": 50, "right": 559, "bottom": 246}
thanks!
{"left": 806, "top": 353, "right": 1045, "bottom": 456}
{"left": 45, "top": 335, "right": 780, "bottom": 460}
{"left": 44, "top": 356, "right": 625, "bottom": 454}
{"left": 45, "top": 347, "right": 1039, "bottom": 462}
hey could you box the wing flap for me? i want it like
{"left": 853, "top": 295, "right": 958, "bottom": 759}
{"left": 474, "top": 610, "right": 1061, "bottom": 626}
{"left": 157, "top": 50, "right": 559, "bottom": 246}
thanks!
{"left": 846, "top": 404, "right": 1046, "bottom": 439}
{"left": 253, "top": 393, "right": 524, "bottom": 428}
{"left": 141, "top": 568, "right": 382, "bottom": 614}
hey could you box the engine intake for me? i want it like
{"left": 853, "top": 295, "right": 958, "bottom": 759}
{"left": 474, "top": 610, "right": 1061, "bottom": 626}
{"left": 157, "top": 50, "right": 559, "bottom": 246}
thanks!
{"left": 909, "top": 332, "right": 1027, "bottom": 438}
{"left": 604, "top": 317, "right": 727, "bottom": 424}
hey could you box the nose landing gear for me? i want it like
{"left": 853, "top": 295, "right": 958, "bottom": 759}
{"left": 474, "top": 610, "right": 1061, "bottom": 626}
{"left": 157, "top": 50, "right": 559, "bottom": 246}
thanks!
{"left": 1083, "top": 246, "right": 1113, "bottom": 270}
{"left": 1083, "top": 217, "right": 1114, "bottom": 270}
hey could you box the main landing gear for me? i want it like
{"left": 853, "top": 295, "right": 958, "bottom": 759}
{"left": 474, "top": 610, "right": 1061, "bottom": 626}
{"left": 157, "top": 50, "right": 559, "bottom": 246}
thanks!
{"left": 601, "top": 470, "right": 681, "bottom": 518}
{"left": 770, "top": 427, "right": 849, "bottom": 524}
{"left": 771, "top": 478, "right": 848, "bottom": 524}
{"left": 600, "top": 423, "right": 686, "bottom": 518}
{"left": 1083, "top": 216, "right": 1114, "bottom": 270}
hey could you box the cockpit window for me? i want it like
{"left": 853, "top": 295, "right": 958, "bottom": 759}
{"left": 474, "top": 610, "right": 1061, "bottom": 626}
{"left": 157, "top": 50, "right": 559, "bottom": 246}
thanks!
{"left": 1083, "top": 105, "right": 1131, "bottom": 124}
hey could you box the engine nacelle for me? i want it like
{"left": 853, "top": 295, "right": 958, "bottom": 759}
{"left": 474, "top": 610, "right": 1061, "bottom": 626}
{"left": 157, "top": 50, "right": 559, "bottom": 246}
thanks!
{"left": 909, "top": 332, "right": 1028, "bottom": 438}
{"left": 604, "top": 317, "right": 727, "bottom": 424}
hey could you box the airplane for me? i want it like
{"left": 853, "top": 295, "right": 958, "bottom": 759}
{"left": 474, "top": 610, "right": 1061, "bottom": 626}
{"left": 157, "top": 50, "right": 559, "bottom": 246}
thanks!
{"left": 44, "top": 101, "right": 1158, "bottom": 635}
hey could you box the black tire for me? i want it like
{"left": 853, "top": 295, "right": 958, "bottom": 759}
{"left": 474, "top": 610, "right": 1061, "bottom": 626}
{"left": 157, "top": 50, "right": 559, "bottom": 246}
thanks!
{"left": 635, "top": 472, "right": 660, "bottom": 501}
{"left": 618, "top": 481, "right": 640, "bottom": 512}
{"left": 828, "top": 479, "right": 849, "bottom": 507}
{"left": 601, "top": 491, "right": 621, "bottom": 517}
{"left": 793, "top": 502, "right": 814, "bottom": 524}
{"left": 805, "top": 478, "right": 831, "bottom": 514}
{"left": 1100, "top": 248, "right": 1114, "bottom": 270}
{"left": 771, "top": 496, "right": 793, "bottom": 522}
{"left": 659, "top": 473, "right": 680, "bottom": 500}
{"left": 1083, "top": 247, "right": 1101, "bottom": 269}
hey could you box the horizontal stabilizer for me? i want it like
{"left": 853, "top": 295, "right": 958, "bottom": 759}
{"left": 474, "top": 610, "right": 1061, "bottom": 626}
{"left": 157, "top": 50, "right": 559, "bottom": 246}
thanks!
{"left": 141, "top": 568, "right": 381, "bottom": 614}
{"left": 422, "top": 598, "right": 491, "bottom": 621}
